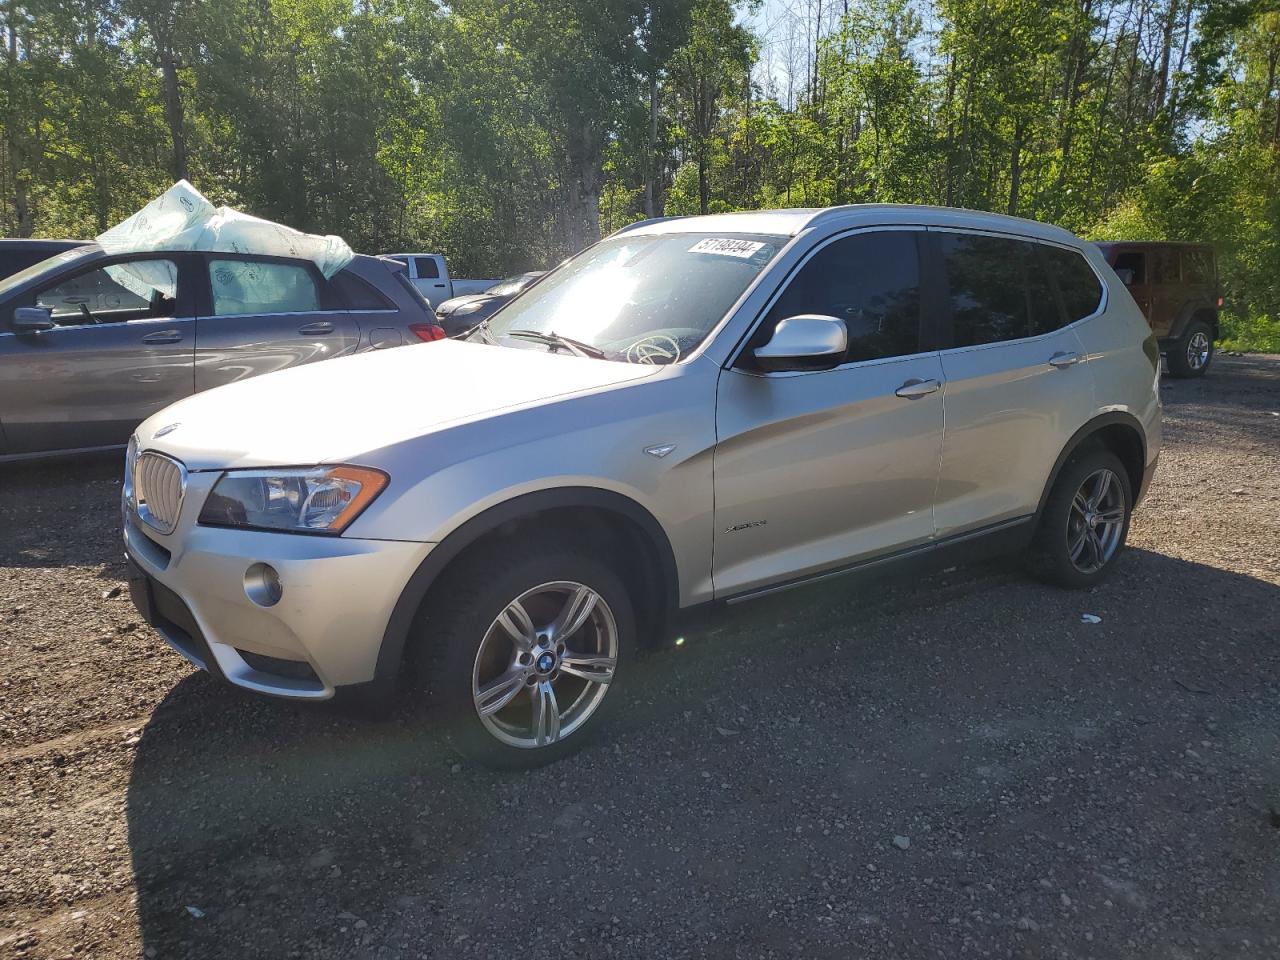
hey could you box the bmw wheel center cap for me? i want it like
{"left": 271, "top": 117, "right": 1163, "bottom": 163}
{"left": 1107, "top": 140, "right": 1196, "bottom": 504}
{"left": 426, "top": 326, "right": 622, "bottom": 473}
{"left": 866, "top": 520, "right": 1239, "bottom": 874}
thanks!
{"left": 536, "top": 652, "right": 556, "bottom": 674}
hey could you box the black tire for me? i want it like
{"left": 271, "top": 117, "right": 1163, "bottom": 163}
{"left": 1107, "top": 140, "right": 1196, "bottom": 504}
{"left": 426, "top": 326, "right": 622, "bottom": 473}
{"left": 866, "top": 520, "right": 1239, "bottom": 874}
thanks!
{"left": 1029, "top": 446, "right": 1132, "bottom": 589}
{"left": 414, "top": 538, "right": 635, "bottom": 770}
{"left": 1166, "top": 318, "right": 1214, "bottom": 378}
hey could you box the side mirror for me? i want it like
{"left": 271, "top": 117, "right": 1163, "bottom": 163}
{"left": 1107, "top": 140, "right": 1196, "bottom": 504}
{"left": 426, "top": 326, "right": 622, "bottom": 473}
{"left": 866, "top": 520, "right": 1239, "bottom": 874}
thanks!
{"left": 12, "top": 306, "right": 55, "bottom": 333}
{"left": 752, "top": 315, "right": 847, "bottom": 373}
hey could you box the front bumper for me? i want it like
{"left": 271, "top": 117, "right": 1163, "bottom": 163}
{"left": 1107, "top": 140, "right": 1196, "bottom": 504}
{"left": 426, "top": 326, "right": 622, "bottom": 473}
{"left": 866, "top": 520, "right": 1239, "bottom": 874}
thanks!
{"left": 124, "top": 482, "right": 431, "bottom": 699}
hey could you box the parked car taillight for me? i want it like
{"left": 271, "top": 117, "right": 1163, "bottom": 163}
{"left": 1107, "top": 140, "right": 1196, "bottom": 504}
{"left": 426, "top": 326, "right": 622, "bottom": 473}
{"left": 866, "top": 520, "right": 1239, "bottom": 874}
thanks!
{"left": 1216, "top": 296, "right": 1224, "bottom": 308}
{"left": 409, "top": 322, "right": 447, "bottom": 342}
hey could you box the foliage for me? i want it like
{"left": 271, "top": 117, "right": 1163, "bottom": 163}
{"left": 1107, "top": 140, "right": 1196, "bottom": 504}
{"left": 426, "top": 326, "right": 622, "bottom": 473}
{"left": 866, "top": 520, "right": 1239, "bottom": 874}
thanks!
{"left": 0, "top": 0, "right": 1278, "bottom": 348}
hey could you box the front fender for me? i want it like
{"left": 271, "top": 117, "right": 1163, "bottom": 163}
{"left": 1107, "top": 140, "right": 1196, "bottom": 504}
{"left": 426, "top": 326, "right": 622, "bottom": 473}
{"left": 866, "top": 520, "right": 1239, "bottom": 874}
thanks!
{"left": 369, "top": 486, "right": 681, "bottom": 692}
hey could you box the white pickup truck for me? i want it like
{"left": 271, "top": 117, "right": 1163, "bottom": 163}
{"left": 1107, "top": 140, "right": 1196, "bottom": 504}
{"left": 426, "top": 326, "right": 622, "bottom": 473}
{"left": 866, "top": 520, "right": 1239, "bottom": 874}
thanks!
{"left": 385, "top": 254, "right": 498, "bottom": 309}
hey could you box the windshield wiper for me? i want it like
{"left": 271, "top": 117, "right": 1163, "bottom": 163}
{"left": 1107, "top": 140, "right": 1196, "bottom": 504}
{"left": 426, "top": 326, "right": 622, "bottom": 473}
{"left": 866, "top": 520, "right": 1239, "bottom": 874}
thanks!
{"left": 506, "top": 328, "right": 606, "bottom": 359}
{"left": 466, "top": 317, "right": 498, "bottom": 344}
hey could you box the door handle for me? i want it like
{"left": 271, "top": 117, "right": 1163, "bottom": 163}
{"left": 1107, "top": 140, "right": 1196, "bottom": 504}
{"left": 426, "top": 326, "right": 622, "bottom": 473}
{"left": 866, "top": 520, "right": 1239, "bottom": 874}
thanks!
{"left": 895, "top": 378, "right": 941, "bottom": 399}
{"left": 433, "top": 282, "right": 446, "bottom": 288}
{"left": 297, "top": 321, "right": 335, "bottom": 335}
{"left": 141, "top": 330, "right": 182, "bottom": 344}
{"left": 1048, "top": 351, "right": 1081, "bottom": 368}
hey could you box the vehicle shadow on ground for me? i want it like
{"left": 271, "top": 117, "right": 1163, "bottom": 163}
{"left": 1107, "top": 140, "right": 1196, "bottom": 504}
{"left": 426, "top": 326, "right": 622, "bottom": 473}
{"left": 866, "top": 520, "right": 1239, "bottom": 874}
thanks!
{"left": 0, "top": 451, "right": 124, "bottom": 570}
{"left": 124, "top": 547, "right": 1280, "bottom": 958}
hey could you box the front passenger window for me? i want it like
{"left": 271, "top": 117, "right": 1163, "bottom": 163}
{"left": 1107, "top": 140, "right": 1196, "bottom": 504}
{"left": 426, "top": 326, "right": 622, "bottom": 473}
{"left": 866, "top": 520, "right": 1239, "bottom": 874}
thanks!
{"left": 209, "top": 259, "right": 320, "bottom": 316}
{"left": 762, "top": 231, "right": 921, "bottom": 363}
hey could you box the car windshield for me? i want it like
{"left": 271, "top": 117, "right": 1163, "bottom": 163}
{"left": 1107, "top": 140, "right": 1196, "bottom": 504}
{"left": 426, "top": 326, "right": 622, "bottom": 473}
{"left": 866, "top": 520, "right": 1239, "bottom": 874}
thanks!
{"left": 0, "top": 247, "right": 90, "bottom": 297}
{"left": 480, "top": 232, "right": 785, "bottom": 363}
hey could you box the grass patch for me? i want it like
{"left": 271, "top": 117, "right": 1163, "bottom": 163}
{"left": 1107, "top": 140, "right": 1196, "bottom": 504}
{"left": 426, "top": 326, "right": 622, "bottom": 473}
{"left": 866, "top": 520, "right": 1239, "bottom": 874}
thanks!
{"left": 1219, "top": 312, "right": 1280, "bottom": 353}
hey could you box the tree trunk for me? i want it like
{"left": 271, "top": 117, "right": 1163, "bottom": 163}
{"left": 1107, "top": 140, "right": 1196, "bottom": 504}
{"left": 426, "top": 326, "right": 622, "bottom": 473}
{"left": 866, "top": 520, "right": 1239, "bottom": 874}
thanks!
{"left": 564, "top": 123, "right": 603, "bottom": 252}
{"left": 643, "top": 70, "right": 659, "bottom": 217}
{"left": 1154, "top": 0, "right": 1178, "bottom": 113}
{"left": 156, "top": 37, "right": 189, "bottom": 182}
{"left": 3, "top": 0, "right": 32, "bottom": 235}
{"left": 698, "top": 148, "right": 709, "bottom": 215}
{"left": 1007, "top": 118, "right": 1024, "bottom": 216}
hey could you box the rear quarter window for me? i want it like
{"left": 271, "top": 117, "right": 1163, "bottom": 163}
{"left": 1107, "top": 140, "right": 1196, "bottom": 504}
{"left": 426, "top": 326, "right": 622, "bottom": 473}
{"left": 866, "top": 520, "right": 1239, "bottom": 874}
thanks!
{"left": 1041, "top": 246, "right": 1104, "bottom": 323}
{"left": 1182, "top": 249, "right": 1214, "bottom": 284}
{"left": 331, "top": 271, "right": 394, "bottom": 310}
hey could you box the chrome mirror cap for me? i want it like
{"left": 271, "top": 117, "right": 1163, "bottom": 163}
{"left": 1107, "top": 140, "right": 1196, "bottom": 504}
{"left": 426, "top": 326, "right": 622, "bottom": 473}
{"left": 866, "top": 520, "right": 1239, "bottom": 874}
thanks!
{"left": 753, "top": 314, "right": 848, "bottom": 373}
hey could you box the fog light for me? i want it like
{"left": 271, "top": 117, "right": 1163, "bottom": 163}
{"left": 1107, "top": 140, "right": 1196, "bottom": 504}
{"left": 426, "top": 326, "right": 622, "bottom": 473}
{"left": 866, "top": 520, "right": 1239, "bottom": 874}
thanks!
{"left": 244, "top": 563, "right": 282, "bottom": 607}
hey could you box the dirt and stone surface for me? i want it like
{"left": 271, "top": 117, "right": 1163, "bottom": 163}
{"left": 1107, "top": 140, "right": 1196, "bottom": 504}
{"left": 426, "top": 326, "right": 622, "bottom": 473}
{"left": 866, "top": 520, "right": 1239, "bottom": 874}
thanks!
{"left": 1, "top": 356, "right": 1278, "bottom": 959}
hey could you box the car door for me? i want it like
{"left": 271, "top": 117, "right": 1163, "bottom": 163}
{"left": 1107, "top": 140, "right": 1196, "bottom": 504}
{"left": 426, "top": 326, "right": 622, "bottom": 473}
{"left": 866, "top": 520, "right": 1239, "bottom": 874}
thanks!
{"left": 712, "top": 228, "right": 945, "bottom": 598}
{"left": 411, "top": 256, "right": 449, "bottom": 307}
{"left": 1148, "top": 247, "right": 1182, "bottom": 338}
{"left": 194, "top": 254, "right": 361, "bottom": 392}
{"left": 931, "top": 231, "right": 1099, "bottom": 538}
{"left": 1111, "top": 249, "right": 1152, "bottom": 326}
{"left": 0, "top": 253, "right": 196, "bottom": 455}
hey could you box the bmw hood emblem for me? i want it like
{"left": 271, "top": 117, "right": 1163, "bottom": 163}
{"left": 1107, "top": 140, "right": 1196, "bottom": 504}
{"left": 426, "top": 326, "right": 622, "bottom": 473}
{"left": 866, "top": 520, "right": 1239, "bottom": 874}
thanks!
{"left": 154, "top": 422, "right": 181, "bottom": 438}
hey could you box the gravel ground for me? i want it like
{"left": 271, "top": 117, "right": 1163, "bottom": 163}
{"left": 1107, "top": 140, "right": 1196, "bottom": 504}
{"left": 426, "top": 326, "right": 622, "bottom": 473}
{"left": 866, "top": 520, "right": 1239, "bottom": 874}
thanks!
{"left": 1, "top": 355, "right": 1278, "bottom": 959}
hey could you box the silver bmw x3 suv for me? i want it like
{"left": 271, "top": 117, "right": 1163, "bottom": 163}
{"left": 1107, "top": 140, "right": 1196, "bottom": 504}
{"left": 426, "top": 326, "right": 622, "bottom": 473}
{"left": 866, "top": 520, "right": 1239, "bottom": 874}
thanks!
{"left": 123, "top": 205, "right": 1161, "bottom": 767}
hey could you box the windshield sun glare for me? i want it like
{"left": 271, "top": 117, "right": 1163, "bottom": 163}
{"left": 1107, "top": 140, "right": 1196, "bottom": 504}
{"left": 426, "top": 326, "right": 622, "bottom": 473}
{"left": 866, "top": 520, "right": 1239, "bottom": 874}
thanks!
{"left": 481, "top": 231, "right": 784, "bottom": 365}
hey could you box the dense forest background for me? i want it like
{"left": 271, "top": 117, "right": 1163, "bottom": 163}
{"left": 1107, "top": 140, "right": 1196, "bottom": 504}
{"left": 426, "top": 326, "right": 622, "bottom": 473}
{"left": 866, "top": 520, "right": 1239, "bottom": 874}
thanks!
{"left": 1, "top": 0, "right": 1278, "bottom": 348}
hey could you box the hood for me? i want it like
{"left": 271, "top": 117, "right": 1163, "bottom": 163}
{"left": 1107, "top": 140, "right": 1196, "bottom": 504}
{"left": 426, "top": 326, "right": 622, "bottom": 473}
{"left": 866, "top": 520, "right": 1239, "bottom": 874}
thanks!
{"left": 137, "top": 340, "right": 660, "bottom": 470}
{"left": 436, "top": 293, "right": 488, "bottom": 315}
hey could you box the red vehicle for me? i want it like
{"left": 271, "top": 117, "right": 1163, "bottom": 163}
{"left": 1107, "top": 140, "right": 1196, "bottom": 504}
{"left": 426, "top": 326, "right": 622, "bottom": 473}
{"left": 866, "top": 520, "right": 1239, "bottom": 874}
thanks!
{"left": 1094, "top": 241, "right": 1222, "bottom": 377}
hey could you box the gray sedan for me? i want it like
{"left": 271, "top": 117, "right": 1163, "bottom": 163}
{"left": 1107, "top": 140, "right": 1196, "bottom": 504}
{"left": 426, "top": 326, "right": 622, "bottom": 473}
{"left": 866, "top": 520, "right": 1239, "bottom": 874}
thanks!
{"left": 0, "top": 246, "right": 442, "bottom": 461}
{"left": 435, "top": 271, "right": 545, "bottom": 337}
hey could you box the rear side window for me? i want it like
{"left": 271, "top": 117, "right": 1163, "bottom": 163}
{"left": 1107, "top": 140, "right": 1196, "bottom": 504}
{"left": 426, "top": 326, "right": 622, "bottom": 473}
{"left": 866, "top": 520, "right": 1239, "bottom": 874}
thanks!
{"left": 1153, "top": 249, "right": 1180, "bottom": 283}
{"left": 939, "top": 233, "right": 1030, "bottom": 347}
{"left": 412, "top": 256, "right": 440, "bottom": 279}
{"left": 1182, "top": 248, "right": 1213, "bottom": 284}
{"left": 331, "top": 271, "right": 393, "bottom": 311}
{"left": 1041, "top": 246, "right": 1104, "bottom": 323}
{"left": 209, "top": 259, "right": 319, "bottom": 316}
{"left": 764, "top": 231, "right": 922, "bottom": 363}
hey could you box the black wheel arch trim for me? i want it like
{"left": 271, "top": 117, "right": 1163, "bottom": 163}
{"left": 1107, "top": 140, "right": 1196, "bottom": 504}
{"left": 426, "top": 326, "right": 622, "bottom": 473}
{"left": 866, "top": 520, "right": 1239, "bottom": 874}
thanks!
{"left": 1033, "top": 412, "right": 1149, "bottom": 526}
{"left": 370, "top": 487, "right": 680, "bottom": 690}
{"left": 1169, "top": 302, "right": 1219, "bottom": 341}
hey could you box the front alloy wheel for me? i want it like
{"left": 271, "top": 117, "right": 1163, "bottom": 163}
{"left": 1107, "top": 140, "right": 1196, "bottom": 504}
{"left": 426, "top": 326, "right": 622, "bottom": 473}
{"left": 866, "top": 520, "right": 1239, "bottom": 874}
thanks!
{"left": 473, "top": 582, "right": 618, "bottom": 749}
{"left": 421, "top": 540, "right": 634, "bottom": 769}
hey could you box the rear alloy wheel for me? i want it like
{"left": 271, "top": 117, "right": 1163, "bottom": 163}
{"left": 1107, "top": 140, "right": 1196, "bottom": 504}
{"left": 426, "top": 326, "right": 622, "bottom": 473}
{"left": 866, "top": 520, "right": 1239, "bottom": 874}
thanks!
{"left": 1167, "top": 319, "right": 1214, "bottom": 378}
{"left": 423, "top": 541, "right": 634, "bottom": 769}
{"left": 1030, "top": 447, "right": 1132, "bottom": 588}
{"left": 1066, "top": 469, "right": 1127, "bottom": 574}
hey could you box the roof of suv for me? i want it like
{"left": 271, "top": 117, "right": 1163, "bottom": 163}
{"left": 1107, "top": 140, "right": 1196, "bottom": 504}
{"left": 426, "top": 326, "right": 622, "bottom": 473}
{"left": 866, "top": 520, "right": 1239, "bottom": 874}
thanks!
{"left": 1094, "top": 240, "right": 1214, "bottom": 251}
{"left": 617, "top": 204, "right": 1082, "bottom": 246}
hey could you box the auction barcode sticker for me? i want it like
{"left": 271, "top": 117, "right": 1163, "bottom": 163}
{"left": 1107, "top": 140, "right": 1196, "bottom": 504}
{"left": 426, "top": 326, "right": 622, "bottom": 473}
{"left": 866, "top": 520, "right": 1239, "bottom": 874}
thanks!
{"left": 688, "top": 238, "right": 767, "bottom": 258}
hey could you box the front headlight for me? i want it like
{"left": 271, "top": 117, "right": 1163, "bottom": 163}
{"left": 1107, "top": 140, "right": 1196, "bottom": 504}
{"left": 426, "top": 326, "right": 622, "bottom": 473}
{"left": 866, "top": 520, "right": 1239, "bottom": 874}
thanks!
{"left": 198, "top": 465, "right": 388, "bottom": 534}
{"left": 123, "top": 435, "right": 138, "bottom": 511}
